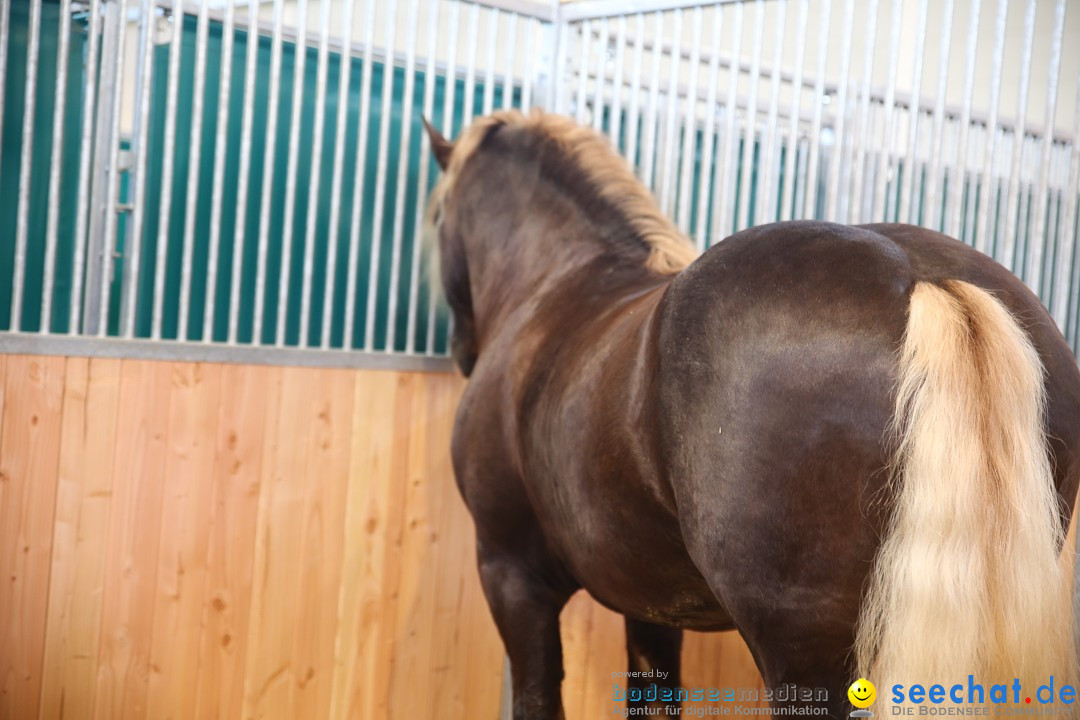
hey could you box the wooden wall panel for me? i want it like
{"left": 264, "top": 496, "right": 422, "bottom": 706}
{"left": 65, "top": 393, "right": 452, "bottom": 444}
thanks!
{"left": 0, "top": 356, "right": 65, "bottom": 719}
{"left": 38, "top": 358, "right": 122, "bottom": 718}
{"left": 0, "top": 354, "right": 768, "bottom": 720}
{"left": 193, "top": 363, "right": 268, "bottom": 720}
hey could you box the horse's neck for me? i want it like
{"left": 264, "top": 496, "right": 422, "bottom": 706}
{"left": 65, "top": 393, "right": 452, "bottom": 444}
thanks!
{"left": 468, "top": 210, "right": 660, "bottom": 344}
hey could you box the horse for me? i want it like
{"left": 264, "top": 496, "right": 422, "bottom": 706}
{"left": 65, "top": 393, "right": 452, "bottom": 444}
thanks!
{"left": 420, "top": 109, "right": 1080, "bottom": 720}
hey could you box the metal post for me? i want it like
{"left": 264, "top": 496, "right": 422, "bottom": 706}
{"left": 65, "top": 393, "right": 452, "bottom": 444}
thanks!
{"left": 11, "top": 0, "right": 44, "bottom": 331}
{"left": 204, "top": 0, "right": 237, "bottom": 342}
{"left": 1026, "top": 0, "right": 1066, "bottom": 298}
{"left": 120, "top": 0, "right": 157, "bottom": 338}
{"left": 42, "top": 0, "right": 75, "bottom": 334}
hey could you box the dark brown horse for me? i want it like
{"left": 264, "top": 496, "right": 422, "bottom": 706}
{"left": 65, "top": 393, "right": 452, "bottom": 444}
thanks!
{"left": 422, "top": 110, "right": 1080, "bottom": 720}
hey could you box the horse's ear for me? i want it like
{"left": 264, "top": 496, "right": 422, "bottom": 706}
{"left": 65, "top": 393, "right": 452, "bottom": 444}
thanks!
{"left": 423, "top": 116, "right": 453, "bottom": 171}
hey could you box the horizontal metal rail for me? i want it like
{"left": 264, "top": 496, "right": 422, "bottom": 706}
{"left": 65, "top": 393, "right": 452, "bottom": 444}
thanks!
{"left": 0, "top": 333, "right": 455, "bottom": 372}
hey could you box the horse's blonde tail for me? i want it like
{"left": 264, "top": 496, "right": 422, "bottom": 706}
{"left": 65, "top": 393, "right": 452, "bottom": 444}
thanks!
{"left": 856, "top": 280, "right": 1073, "bottom": 700}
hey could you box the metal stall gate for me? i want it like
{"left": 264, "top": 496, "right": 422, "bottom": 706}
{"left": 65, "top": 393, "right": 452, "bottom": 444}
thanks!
{"left": 1, "top": 0, "right": 1079, "bottom": 360}
{"left": 0, "top": 0, "right": 553, "bottom": 366}
{"left": 552, "top": 0, "right": 1080, "bottom": 353}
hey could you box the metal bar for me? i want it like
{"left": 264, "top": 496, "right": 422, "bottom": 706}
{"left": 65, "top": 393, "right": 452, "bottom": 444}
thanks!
{"left": 274, "top": 0, "right": 310, "bottom": 346}
{"left": 976, "top": 0, "right": 1006, "bottom": 255}
{"left": 1049, "top": 151, "right": 1067, "bottom": 310}
{"left": 42, "top": 0, "right": 75, "bottom": 334}
{"left": 563, "top": 0, "right": 749, "bottom": 23}
{"left": 0, "top": 0, "right": 10, "bottom": 208}
{"left": 344, "top": 0, "right": 378, "bottom": 349}
{"left": 0, "top": 332, "right": 456, "bottom": 373}
{"left": 676, "top": 7, "right": 701, "bottom": 231}
{"left": 897, "top": 0, "right": 929, "bottom": 225}
{"left": 990, "top": 128, "right": 1010, "bottom": 258}
{"left": 735, "top": 0, "right": 764, "bottom": 231}
{"left": 70, "top": 0, "right": 101, "bottom": 335}
{"left": 253, "top": 0, "right": 286, "bottom": 344}
{"left": 1001, "top": 0, "right": 1036, "bottom": 270}
{"left": 922, "top": 0, "right": 955, "bottom": 231}
{"left": 592, "top": 17, "right": 609, "bottom": 132}
{"left": 802, "top": 0, "right": 831, "bottom": 220}
{"left": 962, "top": 124, "right": 982, "bottom": 245}
{"left": 298, "top": 0, "right": 333, "bottom": 347}
{"left": 203, "top": 0, "right": 236, "bottom": 342}
{"left": 228, "top": 0, "right": 264, "bottom": 343}
{"left": 405, "top": 0, "right": 441, "bottom": 355}
{"left": 178, "top": 0, "right": 211, "bottom": 340}
{"left": 551, "top": 6, "right": 567, "bottom": 113}
{"left": 947, "top": 0, "right": 981, "bottom": 238}
{"left": 713, "top": 0, "right": 743, "bottom": 240}
{"left": 120, "top": 0, "right": 156, "bottom": 338}
{"left": 153, "top": 0, "right": 184, "bottom": 338}
{"left": 96, "top": 0, "right": 129, "bottom": 337}
{"left": 693, "top": 5, "right": 722, "bottom": 250}
{"left": 427, "top": 0, "right": 460, "bottom": 354}
{"left": 870, "top": 0, "right": 901, "bottom": 223}
{"left": 659, "top": 9, "right": 683, "bottom": 217}
{"left": 846, "top": 0, "right": 878, "bottom": 224}
{"left": 609, "top": 15, "right": 626, "bottom": 148}
{"left": 824, "top": 0, "right": 852, "bottom": 223}
{"left": 119, "top": 0, "right": 154, "bottom": 337}
{"left": 758, "top": 0, "right": 787, "bottom": 225}
{"left": 780, "top": 0, "right": 808, "bottom": 223}
{"left": 793, "top": 132, "right": 808, "bottom": 222}
{"left": 624, "top": 12, "right": 645, "bottom": 167}
{"left": 321, "top": 0, "right": 358, "bottom": 349}
{"left": 385, "top": 0, "right": 421, "bottom": 352}
{"left": 1053, "top": 77, "right": 1080, "bottom": 329}
{"left": 898, "top": 0, "right": 933, "bottom": 223}
{"left": 442, "top": 0, "right": 550, "bottom": 22}
{"left": 483, "top": 7, "right": 498, "bottom": 116}
{"left": 974, "top": 0, "right": 1007, "bottom": 257}
{"left": 363, "top": 0, "right": 399, "bottom": 351}
{"left": 502, "top": 11, "right": 518, "bottom": 109}
{"left": 575, "top": 20, "right": 591, "bottom": 124}
{"left": 11, "top": 0, "right": 43, "bottom": 331}
{"left": 1016, "top": 147, "right": 1032, "bottom": 274}
{"left": 641, "top": 11, "right": 664, "bottom": 189}
{"left": 463, "top": 3, "right": 480, "bottom": 122}
{"left": 522, "top": 16, "right": 536, "bottom": 111}
{"left": 1026, "top": 0, "right": 1066, "bottom": 297}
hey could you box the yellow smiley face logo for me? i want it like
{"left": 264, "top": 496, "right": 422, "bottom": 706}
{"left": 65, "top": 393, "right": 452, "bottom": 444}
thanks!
{"left": 848, "top": 678, "right": 876, "bottom": 708}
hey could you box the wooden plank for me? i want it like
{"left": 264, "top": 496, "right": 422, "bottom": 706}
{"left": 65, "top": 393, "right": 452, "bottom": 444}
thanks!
{"left": 192, "top": 363, "right": 269, "bottom": 719}
{"left": 0, "top": 355, "right": 7, "bottom": 440}
{"left": 146, "top": 363, "right": 224, "bottom": 718}
{"left": 285, "top": 368, "right": 354, "bottom": 719}
{"left": 38, "top": 358, "right": 123, "bottom": 719}
{"left": 241, "top": 366, "right": 313, "bottom": 717}
{"left": 412, "top": 374, "right": 475, "bottom": 720}
{"left": 93, "top": 359, "right": 173, "bottom": 718}
{"left": 329, "top": 370, "right": 409, "bottom": 719}
{"left": 0, "top": 355, "right": 65, "bottom": 719}
{"left": 386, "top": 373, "right": 440, "bottom": 720}
{"left": 368, "top": 372, "right": 421, "bottom": 720}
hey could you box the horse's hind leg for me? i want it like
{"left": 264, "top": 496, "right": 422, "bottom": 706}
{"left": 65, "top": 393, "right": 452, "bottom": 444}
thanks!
{"left": 476, "top": 544, "right": 576, "bottom": 720}
{"left": 624, "top": 617, "right": 683, "bottom": 714}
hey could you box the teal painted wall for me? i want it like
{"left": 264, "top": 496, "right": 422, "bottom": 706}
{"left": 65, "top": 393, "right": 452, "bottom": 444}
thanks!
{"left": 0, "top": 4, "right": 514, "bottom": 353}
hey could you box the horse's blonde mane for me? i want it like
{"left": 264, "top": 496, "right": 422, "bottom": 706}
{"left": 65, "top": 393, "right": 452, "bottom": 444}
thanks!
{"left": 426, "top": 109, "right": 698, "bottom": 275}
